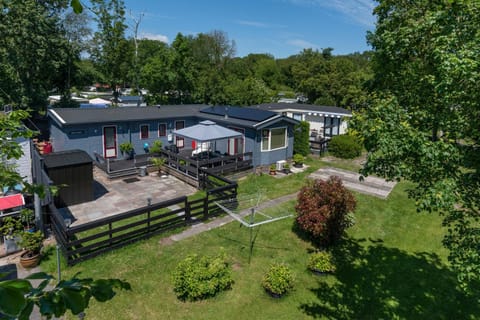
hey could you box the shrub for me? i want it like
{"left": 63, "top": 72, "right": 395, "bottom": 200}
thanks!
{"left": 307, "top": 251, "right": 336, "bottom": 273}
{"left": 293, "top": 154, "right": 304, "bottom": 165}
{"left": 295, "top": 176, "right": 356, "bottom": 247}
{"left": 262, "top": 264, "right": 294, "bottom": 296}
{"left": 150, "top": 140, "right": 163, "bottom": 154}
{"left": 119, "top": 141, "right": 134, "bottom": 154}
{"left": 172, "top": 253, "right": 234, "bottom": 301}
{"left": 328, "top": 134, "right": 362, "bottom": 159}
{"left": 294, "top": 121, "right": 310, "bottom": 156}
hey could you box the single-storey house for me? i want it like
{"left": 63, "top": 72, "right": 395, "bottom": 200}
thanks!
{"left": 47, "top": 105, "right": 299, "bottom": 167}
{"left": 252, "top": 103, "right": 352, "bottom": 139}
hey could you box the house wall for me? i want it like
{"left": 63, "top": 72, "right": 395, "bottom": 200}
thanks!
{"left": 7, "top": 137, "right": 32, "bottom": 184}
{"left": 49, "top": 116, "right": 295, "bottom": 167}
{"left": 254, "top": 120, "right": 295, "bottom": 166}
{"left": 50, "top": 117, "right": 199, "bottom": 160}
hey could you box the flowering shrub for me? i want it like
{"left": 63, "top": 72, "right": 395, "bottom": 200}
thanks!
{"left": 295, "top": 176, "right": 356, "bottom": 247}
{"left": 262, "top": 264, "right": 294, "bottom": 296}
{"left": 172, "top": 253, "right": 234, "bottom": 301}
{"left": 307, "top": 251, "right": 336, "bottom": 273}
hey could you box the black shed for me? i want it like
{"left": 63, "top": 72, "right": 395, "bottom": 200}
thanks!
{"left": 43, "top": 150, "right": 93, "bottom": 208}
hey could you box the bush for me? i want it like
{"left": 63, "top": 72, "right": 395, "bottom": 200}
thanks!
{"left": 172, "top": 253, "right": 234, "bottom": 301}
{"left": 307, "top": 251, "right": 336, "bottom": 273}
{"left": 150, "top": 140, "right": 163, "bottom": 154}
{"left": 295, "top": 176, "right": 356, "bottom": 247}
{"left": 328, "top": 134, "right": 362, "bottom": 159}
{"left": 294, "top": 121, "right": 310, "bottom": 156}
{"left": 262, "top": 264, "right": 294, "bottom": 296}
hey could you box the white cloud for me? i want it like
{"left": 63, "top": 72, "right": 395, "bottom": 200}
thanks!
{"left": 286, "top": 0, "right": 375, "bottom": 27}
{"left": 140, "top": 32, "right": 169, "bottom": 43}
{"left": 287, "top": 39, "right": 318, "bottom": 49}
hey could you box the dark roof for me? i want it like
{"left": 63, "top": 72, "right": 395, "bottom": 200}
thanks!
{"left": 48, "top": 105, "right": 207, "bottom": 126}
{"left": 48, "top": 104, "right": 298, "bottom": 129}
{"left": 200, "top": 106, "right": 276, "bottom": 122}
{"left": 252, "top": 103, "right": 352, "bottom": 116}
{"left": 43, "top": 150, "right": 92, "bottom": 168}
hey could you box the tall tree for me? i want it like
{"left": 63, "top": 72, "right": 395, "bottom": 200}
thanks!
{"left": 354, "top": 0, "right": 480, "bottom": 292}
{"left": 0, "top": 0, "right": 72, "bottom": 111}
{"left": 89, "top": 0, "right": 127, "bottom": 101}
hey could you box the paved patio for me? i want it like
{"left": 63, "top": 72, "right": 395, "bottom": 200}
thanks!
{"left": 58, "top": 167, "right": 197, "bottom": 227}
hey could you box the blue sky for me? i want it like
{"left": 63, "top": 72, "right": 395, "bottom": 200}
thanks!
{"left": 123, "top": 0, "right": 376, "bottom": 58}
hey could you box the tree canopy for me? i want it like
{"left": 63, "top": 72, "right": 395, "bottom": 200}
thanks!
{"left": 353, "top": 0, "right": 480, "bottom": 292}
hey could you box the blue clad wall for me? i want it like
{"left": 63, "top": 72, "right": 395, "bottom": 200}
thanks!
{"left": 49, "top": 110, "right": 297, "bottom": 167}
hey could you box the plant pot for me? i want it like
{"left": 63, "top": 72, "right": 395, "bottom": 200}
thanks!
{"left": 24, "top": 226, "right": 36, "bottom": 233}
{"left": 3, "top": 236, "right": 21, "bottom": 254}
{"left": 269, "top": 170, "right": 276, "bottom": 176}
{"left": 283, "top": 169, "right": 291, "bottom": 174}
{"left": 265, "top": 289, "right": 283, "bottom": 299}
{"left": 311, "top": 269, "right": 328, "bottom": 276}
{"left": 19, "top": 251, "right": 41, "bottom": 269}
{"left": 294, "top": 163, "right": 303, "bottom": 168}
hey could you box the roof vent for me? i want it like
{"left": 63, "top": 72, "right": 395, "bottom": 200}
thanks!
{"left": 224, "top": 106, "right": 229, "bottom": 119}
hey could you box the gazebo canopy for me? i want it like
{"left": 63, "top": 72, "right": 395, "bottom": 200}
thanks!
{"left": 89, "top": 98, "right": 112, "bottom": 105}
{"left": 173, "top": 120, "right": 243, "bottom": 142}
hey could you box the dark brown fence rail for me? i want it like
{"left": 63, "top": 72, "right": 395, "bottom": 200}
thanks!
{"left": 49, "top": 170, "right": 237, "bottom": 266}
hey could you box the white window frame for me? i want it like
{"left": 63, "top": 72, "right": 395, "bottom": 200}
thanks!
{"left": 261, "top": 127, "right": 287, "bottom": 152}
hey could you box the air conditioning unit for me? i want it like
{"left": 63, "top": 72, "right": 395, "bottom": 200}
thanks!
{"left": 276, "top": 160, "right": 286, "bottom": 171}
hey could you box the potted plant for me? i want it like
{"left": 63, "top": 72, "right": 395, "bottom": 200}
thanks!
{"left": 307, "top": 251, "right": 336, "bottom": 275}
{"left": 18, "top": 230, "right": 44, "bottom": 268}
{"left": 269, "top": 164, "right": 277, "bottom": 175}
{"left": 283, "top": 163, "right": 291, "bottom": 174}
{"left": 262, "top": 263, "right": 294, "bottom": 298}
{"left": 119, "top": 141, "right": 134, "bottom": 159}
{"left": 0, "top": 217, "right": 23, "bottom": 254}
{"left": 20, "top": 208, "right": 35, "bottom": 232}
{"left": 151, "top": 157, "right": 166, "bottom": 175}
{"left": 293, "top": 154, "right": 304, "bottom": 168}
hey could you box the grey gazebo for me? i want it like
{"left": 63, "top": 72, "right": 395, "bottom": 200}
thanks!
{"left": 173, "top": 120, "right": 243, "bottom": 156}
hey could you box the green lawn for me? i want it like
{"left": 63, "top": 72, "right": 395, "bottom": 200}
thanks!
{"left": 40, "top": 157, "right": 480, "bottom": 319}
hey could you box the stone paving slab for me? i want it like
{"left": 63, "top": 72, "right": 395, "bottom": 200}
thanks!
{"left": 59, "top": 171, "right": 197, "bottom": 227}
{"left": 309, "top": 167, "right": 396, "bottom": 199}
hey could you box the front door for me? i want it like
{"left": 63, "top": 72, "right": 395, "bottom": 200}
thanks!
{"left": 103, "top": 126, "right": 117, "bottom": 158}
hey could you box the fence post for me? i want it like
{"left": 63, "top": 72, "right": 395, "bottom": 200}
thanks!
{"left": 184, "top": 197, "right": 191, "bottom": 224}
{"left": 109, "top": 222, "right": 112, "bottom": 245}
{"left": 203, "top": 193, "right": 209, "bottom": 220}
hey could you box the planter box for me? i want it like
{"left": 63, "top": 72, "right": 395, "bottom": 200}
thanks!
{"left": 4, "top": 235, "right": 21, "bottom": 254}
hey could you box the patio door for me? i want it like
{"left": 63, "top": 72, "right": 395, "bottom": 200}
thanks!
{"left": 228, "top": 127, "right": 244, "bottom": 156}
{"left": 103, "top": 126, "right": 117, "bottom": 158}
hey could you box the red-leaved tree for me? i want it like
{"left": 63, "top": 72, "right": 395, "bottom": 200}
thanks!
{"left": 295, "top": 176, "right": 356, "bottom": 247}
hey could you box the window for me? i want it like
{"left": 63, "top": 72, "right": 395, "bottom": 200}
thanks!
{"left": 140, "top": 124, "right": 149, "bottom": 139}
{"left": 261, "top": 127, "right": 287, "bottom": 151}
{"left": 292, "top": 113, "right": 302, "bottom": 121}
{"left": 158, "top": 123, "right": 167, "bottom": 137}
{"left": 175, "top": 121, "right": 185, "bottom": 148}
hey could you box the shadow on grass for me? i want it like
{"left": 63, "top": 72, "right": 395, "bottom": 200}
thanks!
{"left": 300, "top": 237, "right": 480, "bottom": 319}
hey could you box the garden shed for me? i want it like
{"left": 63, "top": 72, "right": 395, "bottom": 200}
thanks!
{"left": 43, "top": 150, "right": 93, "bottom": 208}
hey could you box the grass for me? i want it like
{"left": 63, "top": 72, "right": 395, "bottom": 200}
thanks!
{"left": 39, "top": 156, "right": 480, "bottom": 319}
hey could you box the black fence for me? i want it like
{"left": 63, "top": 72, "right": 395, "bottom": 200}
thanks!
{"left": 49, "top": 170, "right": 237, "bottom": 266}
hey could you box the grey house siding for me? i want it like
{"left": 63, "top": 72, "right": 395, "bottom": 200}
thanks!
{"left": 50, "top": 117, "right": 199, "bottom": 160}
{"left": 254, "top": 120, "right": 295, "bottom": 166}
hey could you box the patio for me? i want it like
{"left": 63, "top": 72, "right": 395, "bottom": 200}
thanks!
{"left": 57, "top": 167, "right": 197, "bottom": 227}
